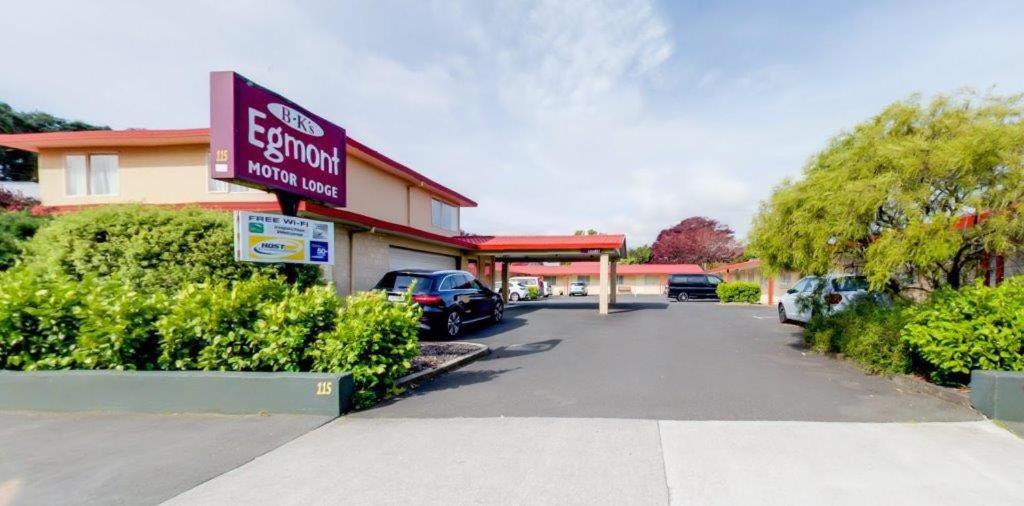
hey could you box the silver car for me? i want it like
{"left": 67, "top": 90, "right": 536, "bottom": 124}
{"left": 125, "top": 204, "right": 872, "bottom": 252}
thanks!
{"left": 568, "top": 282, "right": 588, "bottom": 296}
{"left": 777, "top": 274, "right": 873, "bottom": 323}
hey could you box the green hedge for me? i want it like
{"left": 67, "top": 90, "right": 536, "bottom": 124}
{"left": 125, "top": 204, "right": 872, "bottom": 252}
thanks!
{"left": 20, "top": 205, "right": 320, "bottom": 291}
{"left": 308, "top": 290, "right": 422, "bottom": 408}
{"left": 716, "top": 281, "right": 761, "bottom": 303}
{"left": 803, "top": 297, "right": 912, "bottom": 375}
{"left": 902, "top": 278, "right": 1024, "bottom": 384}
{"left": 0, "top": 211, "right": 47, "bottom": 270}
{"left": 0, "top": 271, "right": 422, "bottom": 407}
{"left": 0, "top": 205, "right": 425, "bottom": 407}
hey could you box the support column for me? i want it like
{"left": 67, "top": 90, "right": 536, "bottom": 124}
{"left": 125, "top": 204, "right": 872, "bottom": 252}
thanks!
{"left": 500, "top": 260, "right": 510, "bottom": 303}
{"left": 610, "top": 259, "right": 618, "bottom": 304}
{"left": 599, "top": 253, "right": 610, "bottom": 315}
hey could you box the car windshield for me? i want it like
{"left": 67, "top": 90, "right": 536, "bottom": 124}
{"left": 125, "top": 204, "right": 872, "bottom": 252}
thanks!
{"left": 832, "top": 276, "right": 869, "bottom": 292}
{"left": 375, "top": 273, "right": 432, "bottom": 294}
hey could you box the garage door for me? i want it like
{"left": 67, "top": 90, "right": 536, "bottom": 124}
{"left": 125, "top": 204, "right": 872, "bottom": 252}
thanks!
{"left": 388, "top": 247, "right": 457, "bottom": 272}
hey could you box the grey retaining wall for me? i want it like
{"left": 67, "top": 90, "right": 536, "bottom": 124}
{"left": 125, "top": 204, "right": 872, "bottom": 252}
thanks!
{"left": 970, "top": 370, "right": 1024, "bottom": 422}
{"left": 0, "top": 370, "right": 353, "bottom": 416}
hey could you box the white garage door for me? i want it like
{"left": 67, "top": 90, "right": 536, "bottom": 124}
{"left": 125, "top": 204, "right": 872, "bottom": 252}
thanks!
{"left": 388, "top": 247, "right": 457, "bottom": 272}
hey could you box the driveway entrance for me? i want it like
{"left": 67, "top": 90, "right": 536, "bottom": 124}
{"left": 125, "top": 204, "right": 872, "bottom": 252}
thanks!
{"left": 359, "top": 296, "right": 978, "bottom": 421}
{"left": 171, "top": 296, "right": 1024, "bottom": 505}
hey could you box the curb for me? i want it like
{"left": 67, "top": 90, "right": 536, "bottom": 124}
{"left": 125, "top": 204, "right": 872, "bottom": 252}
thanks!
{"left": 889, "top": 374, "right": 971, "bottom": 408}
{"left": 0, "top": 370, "right": 354, "bottom": 416}
{"left": 397, "top": 342, "right": 490, "bottom": 386}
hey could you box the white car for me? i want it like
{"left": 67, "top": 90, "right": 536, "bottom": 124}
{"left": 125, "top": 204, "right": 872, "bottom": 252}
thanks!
{"left": 509, "top": 276, "right": 542, "bottom": 299}
{"left": 778, "top": 274, "right": 872, "bottom": 324}
{"left": 496, "top": 281, "right": 530, "bottom": 302}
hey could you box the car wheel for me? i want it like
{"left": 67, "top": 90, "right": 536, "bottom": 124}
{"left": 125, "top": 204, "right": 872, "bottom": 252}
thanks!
{"left": 778, "top": 304, "right": 790, "bottom": 324}
{"left": 492, "top": 301, "right": 504, "bottom": 323}
{"left": 510, "top": 292, "right": 520, "bottom": 302}
{"left": 445, "top": 311, "right": 462, "bottom": 338}
{"left": 676, "top": 292, "right": 689, "bottom": 302}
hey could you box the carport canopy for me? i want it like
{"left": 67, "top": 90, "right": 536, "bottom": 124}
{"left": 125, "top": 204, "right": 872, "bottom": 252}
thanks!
{"left": 460, "top": 234, "right": 627, "bottom": 314}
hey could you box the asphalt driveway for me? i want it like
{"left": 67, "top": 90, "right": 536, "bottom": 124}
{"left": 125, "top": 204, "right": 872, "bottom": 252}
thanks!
{"left": 175, "top": 296, "right": 1024, "bottom": 505}
{"left": 359, "top": 295, "right": 979, "bottom": 421}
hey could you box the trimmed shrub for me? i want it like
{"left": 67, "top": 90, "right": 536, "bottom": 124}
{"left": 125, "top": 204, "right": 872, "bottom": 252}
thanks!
{"left": 20, "top": 205, "right": 321, "bottom": 292}
{"left": 902, "top": 278, "right": 1024, "bottom": 385}
{"left": 192, "top": 281, "right": 341, "bottom": 372}
{"left": 527, "top": 286, "right": 540, "bottom": 299}
{"left": 309, "top": 290, "right": 421, "bottom": 409}
{"left": 157, "top": 276, "right": 289, "bottom": 371}
{"left": 73, "top": 279, "right": 169, "bottom": 371}
{"left": 0, "top": 270, "right": 85, "bottom": 370}
{"left": 804, "top": 297, "right": 911, "bottom": 374}
{"left": 0, "top": 210, "right": 47, "bottom": 270}
{"left": 716, "top": 281, "right": 761, "bottom": 303}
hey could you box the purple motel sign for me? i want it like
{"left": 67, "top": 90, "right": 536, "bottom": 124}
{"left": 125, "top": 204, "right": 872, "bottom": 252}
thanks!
{"left": 210, "top": 71, "right": 347, "bottom": 207}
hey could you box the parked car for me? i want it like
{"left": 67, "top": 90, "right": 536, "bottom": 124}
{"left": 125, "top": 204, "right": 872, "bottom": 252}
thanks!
{"left": 374, "top": 269, "right": 503, "bottom": 338}
{"left": 495, "top": 280, "right": 530, "bottom": 302}
{"left": 667, "top": 274, "right": 723, "bottom": 302}
{"left": 510, "top": 276, "right": 543, "bottom": 299}
{"left": 777, "top": 274, "right": 874, "bottom": 324}
{"left": 568, "top": 281, "right": 588, "bottom": 296}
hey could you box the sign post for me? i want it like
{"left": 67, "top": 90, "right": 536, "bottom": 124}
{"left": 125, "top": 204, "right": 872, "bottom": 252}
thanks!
{"left": 210, "top": 71, "right": 347, "bottom": 282}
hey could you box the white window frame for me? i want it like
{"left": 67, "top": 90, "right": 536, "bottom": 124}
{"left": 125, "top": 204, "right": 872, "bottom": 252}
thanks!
{"left": 65, "top": 153, "right": 119, "bottom": 197}
{"left": 431, "top": 198, "right": 459, "bottom": 231}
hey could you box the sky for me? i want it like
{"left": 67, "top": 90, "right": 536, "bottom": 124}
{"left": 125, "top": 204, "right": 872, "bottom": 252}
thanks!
{"left": 3, "top": 0, "right": 1023, "bottom": 245}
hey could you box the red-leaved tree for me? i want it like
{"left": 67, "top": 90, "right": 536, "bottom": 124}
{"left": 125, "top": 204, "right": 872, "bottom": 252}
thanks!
{"left": 651, "top": 217, "right": 743, "bottom": 266}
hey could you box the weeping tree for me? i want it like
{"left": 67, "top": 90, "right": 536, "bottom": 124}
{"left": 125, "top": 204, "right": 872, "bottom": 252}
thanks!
{"left": 750, "top": 92, "right": 1024, "bottom": 292}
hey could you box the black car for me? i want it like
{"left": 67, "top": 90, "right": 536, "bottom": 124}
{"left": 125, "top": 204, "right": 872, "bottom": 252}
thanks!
{"left": 375, "top": 269, "right": 504, "bottom": 338}
{"left": 666, "top": 273, "right": 723, "bottom": 302}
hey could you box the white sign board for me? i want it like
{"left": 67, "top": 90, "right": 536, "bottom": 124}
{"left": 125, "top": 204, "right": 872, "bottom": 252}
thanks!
{"left": 234, "top": 211, "right": 334, "bottom": 265}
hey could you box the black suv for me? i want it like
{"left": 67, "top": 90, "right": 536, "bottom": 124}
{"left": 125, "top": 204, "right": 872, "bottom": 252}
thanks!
{"left": 666, "top": 273, "right": 724, "bottom": 302}
{"left": 375, "top": 269, "right": 504, "bottom": 338}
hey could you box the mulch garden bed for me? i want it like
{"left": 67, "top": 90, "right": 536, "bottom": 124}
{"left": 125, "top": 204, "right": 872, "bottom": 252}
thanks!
{"left": 408, "top": 342, "right": 484, "bottom": 375}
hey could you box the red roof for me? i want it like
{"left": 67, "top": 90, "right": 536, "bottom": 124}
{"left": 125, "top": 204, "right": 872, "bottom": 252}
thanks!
{"left": 708, "top": 259, "right": 761, "bottom": 273}
{"left": 0, "top": 128, "right": 476, "bottom": 208}
{"left": 0, "top": 129, "right": 210, "bottom": 151}
{"left": 500, "top": 262, "right": 703, "bottom": 276}
{"left": 461, "top": 234, "right": 626, "bottom": 252}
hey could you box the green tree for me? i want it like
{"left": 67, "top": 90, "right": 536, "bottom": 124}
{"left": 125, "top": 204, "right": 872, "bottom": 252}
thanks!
{"left": 0, "top": 102, "right": 108, "bottom": 181}
{"left": 750, "top": 92, "right": 1024, "bottom": 291}
{"left": 620, "top": 244, "right": 652, "bottom": 265}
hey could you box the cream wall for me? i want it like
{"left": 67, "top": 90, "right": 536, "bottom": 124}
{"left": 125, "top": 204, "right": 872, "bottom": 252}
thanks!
{"left": 38, "top": 145, "right": 274, "bottom": 206}
{"left": 37, "top": 143, "right": 462, "bottom": 237}
{"left": 719, "top": 266, "right": 799, "bottom": 305}
{"left": 349, "top": 231, "right": 463, "bottom": 294}
{"left": 542, "top": 274, "right": 667, "bottom": 296}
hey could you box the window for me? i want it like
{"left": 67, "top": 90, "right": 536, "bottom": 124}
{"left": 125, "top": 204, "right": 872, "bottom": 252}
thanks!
{"left": 375, "top": 273, "right": 431, "bottom": 294}
{"left": 431, "top": 199, "right": 458, "bottom": 231}
{"left": 208, "top": 178, "right": 257, "bottom": 193}
{"left": 616, "top": 275, "right": 624, "bottom": 285}
{"left": 439, "top": 275, "right": 457, "bottom": 291}
{"left": 706, "top": 276, "right": 722, "bottom": 285}
{"left": 454, "top": 274, "right": 474, "bottom": 290}
{"left": 66, "top": 154, "right": 118, "bottom": 196}
{"left": 576, "top": 275, "right": 591, "bottom": 283}
{"left": 831, "top": 276, "right": 868, "bottom": 292}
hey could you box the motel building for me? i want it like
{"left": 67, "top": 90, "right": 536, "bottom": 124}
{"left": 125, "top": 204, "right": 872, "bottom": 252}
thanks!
{"left": 0, "top": 127, "right": 644, "bottom": 313}
{"left": 497, "top": 262, "right": 704, "bottom": 296}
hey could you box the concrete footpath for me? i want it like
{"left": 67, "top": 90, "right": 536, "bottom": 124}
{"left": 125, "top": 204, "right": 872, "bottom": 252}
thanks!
{"left": 167, "top": 417, "right": 1024, "bottom": 505}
